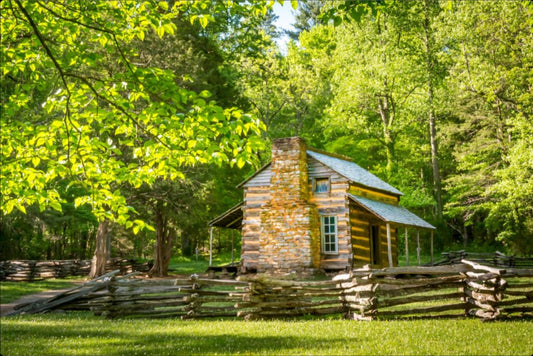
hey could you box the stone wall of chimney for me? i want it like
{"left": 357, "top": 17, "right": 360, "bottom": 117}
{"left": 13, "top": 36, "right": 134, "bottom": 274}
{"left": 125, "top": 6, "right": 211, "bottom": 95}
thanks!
{"left": 258, "top": 137, "right": 320, "bottom": 273}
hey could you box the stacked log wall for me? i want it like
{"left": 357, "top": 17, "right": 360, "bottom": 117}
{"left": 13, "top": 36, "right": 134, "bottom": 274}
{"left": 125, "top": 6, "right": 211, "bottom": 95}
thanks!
{"left": 308, "top": 157, "right": 351, "bottom": 270}
{"left": 349, "top": 202, "right": 397, "bottom": 268}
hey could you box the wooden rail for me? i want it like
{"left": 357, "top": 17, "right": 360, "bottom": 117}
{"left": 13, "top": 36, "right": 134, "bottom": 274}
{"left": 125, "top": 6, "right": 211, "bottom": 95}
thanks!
{"left": 0, "top": 258, "right": 153, "bottom": 281}
{"left": 432, "top": 251, "right": 533, "bottom": 268}
{"left": 9, "top": 262, "right": 532, "bottom": 321}
{"left": 81, "top": 262, "right": 533, "bottom": 321}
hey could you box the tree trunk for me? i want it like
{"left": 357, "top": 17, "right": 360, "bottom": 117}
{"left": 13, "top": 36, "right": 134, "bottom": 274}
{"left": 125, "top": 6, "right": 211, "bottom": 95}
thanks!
{"left": 423, "top": 0, "right": 443, "bottom": 217}
{"left": 379, "top": 96, "right": 395, "bottom": 179}
{"left": 89, "top": 220, "right": 110, "bottom": 279}
{"left": 428, "top": 104, "right": 443, "bottom": 217}
{"left": 149, "top": 207, "right": 175, "bottom": 277}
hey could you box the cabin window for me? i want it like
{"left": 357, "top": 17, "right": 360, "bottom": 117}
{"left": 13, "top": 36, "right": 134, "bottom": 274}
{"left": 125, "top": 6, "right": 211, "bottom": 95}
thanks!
{"left": 320, "top": 215, "right": 338, "bottom": 254}
{"left": 314, "top": 178, "right": 330, "bottom": 194}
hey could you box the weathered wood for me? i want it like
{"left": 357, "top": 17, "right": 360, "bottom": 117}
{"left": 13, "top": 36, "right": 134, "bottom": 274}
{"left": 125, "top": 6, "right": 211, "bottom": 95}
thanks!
{"left": 238, "top": 276, "right": 347, "bottom": 287}
{"left": 499, "top": 306, "right": 533, "bottom": 314}
{"left": 461, "top": 259, "right": 505, "bottom": 275}
{"left": 244, "top": 306, "right": 345, "bottom": 317}
{"left": 503, "top": 290, "right": 533, "bottom": 297}
{"left": 505, "top": 269, "right": 533, "bottom": 277}
{"left": 386, "top": 223, "right": 393, "bottom": 267}
{"left": 497, "top": 297, "right": 533, "bottom": 307}
{"left": 350, "top": 264, "right": 471, "bottom": 276}
{"left": 373, "top": 283, "right": 465, "bottom": 298}
{"left": 377, "top": 292, "right": 464, "bottom": 308}
{"left": 236, "top": 298, "right": 340, "bottom": 309}
{"left": 465, "top": 280, "right": 501, "bottom": 293}
{"left": 378, "top": 302, "right": 469, "bottom": 316}
{"left": 465, "top": 297, "right": 499, "bottom": 311}
{"left": 8, "top": 283, "right": 108, "bottom": 315}
{"left": 463, "top": 288, "right": 502, "bottom": 303}
{"left": 197, "top": 279, "right": 247, "bottom": 287}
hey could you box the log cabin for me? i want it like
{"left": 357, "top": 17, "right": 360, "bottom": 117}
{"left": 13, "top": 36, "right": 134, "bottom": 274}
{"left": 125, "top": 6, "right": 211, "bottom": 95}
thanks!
{"left": 209, "top": 137, "right": 435, "bottom": 274}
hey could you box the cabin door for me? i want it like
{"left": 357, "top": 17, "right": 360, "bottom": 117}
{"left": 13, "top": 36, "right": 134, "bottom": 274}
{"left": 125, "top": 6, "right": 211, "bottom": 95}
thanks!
{"left": 370, "top": 225, "right": 381, "bottom": 267}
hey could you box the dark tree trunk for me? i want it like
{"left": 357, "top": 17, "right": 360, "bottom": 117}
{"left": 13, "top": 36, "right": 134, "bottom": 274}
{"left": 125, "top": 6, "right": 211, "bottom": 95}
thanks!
{"left": 149, "top": 207, "right": 175, "bottom": 277}
{"left": 89, "top": 220, "right": 110, "bottom": 279}
{"left": 79, "top": 230, "right": 88, "bottom": 259}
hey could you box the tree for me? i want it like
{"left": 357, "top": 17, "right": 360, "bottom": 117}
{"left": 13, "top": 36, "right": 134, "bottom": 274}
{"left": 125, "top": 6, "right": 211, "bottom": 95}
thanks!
{"left": 1, "top": 1, "right": 269, "bottom": 276}
{"left": 442, "top": 1, "right": 532, "bottom": 253}
{"left": 286, "top": 0, "right": 325, "bottom": 41}
{"left": 323, "top": 4, "right": 425, "bottom": 180}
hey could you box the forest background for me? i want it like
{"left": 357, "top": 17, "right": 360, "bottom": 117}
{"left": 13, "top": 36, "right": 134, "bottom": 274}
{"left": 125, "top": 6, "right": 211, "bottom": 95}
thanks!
{"left": 1, "top": 0, "right": 531, "bottom": 276}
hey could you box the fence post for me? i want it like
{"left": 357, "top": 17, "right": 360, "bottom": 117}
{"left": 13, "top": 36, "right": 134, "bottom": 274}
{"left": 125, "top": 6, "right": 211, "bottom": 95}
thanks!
{"left": 337, "top": 271, "right": 376, "bottom": 321}
{"left": 464, "top": 270, "right": 505, "bottom": 321}
{"left": 184, "top": 274, "right": 201, "bottom": 319}
{"left": 103, "top": 275, "right": 118, "bottom": 319}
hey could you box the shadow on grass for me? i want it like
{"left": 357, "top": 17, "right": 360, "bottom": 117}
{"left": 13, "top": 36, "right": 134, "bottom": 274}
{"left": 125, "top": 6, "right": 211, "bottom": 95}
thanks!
{"left": 1, "top": 318, "right": 356, "bottom": 355}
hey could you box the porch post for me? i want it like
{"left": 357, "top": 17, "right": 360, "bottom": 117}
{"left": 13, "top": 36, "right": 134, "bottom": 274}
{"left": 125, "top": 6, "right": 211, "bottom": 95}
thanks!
{"left": 209, "top": 227, "right": 213, "bottom": 267}
{"left": 416, "top": 229, "right": 421, "bottom": 266}
{"left": 404, "top": 227, "right": 409, "bottom": 266}
{"left": 430, "top": 230, "right": 434, "bottom": 265}
{"left": 231, "top": 229, "right": 235, "bottom": 264}
{"left": 386, "top": 223, "right": 393, "bottom": 267}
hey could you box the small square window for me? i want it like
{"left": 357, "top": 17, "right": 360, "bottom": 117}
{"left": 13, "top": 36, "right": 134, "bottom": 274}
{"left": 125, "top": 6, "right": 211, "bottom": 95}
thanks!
{"left": 314, "top": 178, "right": 330, "bottom": 194}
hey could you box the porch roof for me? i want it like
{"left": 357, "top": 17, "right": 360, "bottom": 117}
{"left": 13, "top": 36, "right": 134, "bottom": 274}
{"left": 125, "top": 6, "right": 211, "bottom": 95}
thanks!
{"left": 348, "top": 194, "right": 435, "bottom": 230}
{"left": 208, "top": 202, "right": 243, "bottom": 229}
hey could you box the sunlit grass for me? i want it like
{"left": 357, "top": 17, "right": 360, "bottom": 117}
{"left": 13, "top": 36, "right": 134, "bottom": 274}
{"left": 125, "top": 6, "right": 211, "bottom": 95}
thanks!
{"left": 0, "top": 277, "right": 84, "bottom": 304}
{"left": 1, "top": 312, "right": 531, "bottom": 355}
{"left": 169, "top": 253, "right": 237, "bottom": 275}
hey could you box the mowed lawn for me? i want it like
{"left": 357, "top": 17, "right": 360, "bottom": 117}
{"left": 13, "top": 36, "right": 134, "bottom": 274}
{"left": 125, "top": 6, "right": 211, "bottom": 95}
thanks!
{"left": 1, "top": 312, "right": 531, "bottom": 355}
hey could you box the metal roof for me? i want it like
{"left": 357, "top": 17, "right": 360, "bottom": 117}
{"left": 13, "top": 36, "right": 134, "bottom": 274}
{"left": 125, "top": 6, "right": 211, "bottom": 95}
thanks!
{"left": 307, "top": 150, "right": 403, "bottom": 196}
{"left": 348, "top": 194, "right": 435, "bottom": 230}
{"left": 208, "top": 202, "right": 243, "bottom": 229}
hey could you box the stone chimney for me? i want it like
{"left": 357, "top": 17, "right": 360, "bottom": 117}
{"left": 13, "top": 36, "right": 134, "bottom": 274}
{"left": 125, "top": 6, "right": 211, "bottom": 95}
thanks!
{"left": 269, "top": 137, "right": 309, "bottom": 203}
{"left": 258, "top": 137, "right": 320, "bottom": 273}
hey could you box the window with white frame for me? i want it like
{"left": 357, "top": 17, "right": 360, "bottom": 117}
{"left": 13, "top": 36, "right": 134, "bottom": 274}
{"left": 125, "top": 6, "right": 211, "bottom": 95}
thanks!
{"left": 320, "top": 215, "right": 338, "bottom": 254}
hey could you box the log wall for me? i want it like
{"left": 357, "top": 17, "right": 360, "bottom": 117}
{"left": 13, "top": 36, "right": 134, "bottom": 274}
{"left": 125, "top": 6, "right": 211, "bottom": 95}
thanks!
{"left": 308, "top": 157, "right": 351, "bottom": 270}
{"left": 349, "top": 202, "right": 397, "bottom": 268}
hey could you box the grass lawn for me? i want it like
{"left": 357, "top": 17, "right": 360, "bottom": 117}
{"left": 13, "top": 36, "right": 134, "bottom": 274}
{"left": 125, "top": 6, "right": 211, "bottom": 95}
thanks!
{"left": 168, "top": 253, "right": 237, "bottom": 275}
{"left": 1, "top": 312, "right": 532, "bottom": 355}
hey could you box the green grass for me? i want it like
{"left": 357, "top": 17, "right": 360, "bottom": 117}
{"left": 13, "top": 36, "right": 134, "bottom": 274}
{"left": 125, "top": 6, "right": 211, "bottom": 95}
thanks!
{"left": 0, "top": 277, "right": 84, "bottom": 304}
{"left": 168, "top": 253, "right": 237, "bottom": 275}
{"left": 1, "top": 312, "right": 531, "bottom": 355}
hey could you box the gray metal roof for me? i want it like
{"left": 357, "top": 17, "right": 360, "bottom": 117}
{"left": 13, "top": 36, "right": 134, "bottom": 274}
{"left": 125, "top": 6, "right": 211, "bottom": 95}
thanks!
{"left": 208, "top": 202, "right": 243, "bottom": 229}
{"left": 307, "top": 150, "right": 403, "bottom": 196}
{"left": 348, "top": 194, "right": 435, "bottom": 230}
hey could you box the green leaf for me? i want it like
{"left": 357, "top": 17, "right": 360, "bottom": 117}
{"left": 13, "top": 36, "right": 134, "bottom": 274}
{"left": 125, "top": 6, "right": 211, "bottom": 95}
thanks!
{"left": 290, "top": 0, "right": 298, "bottom": 10}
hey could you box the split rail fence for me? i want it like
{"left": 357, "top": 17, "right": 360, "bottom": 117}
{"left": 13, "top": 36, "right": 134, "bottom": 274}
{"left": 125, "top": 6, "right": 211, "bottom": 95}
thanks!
{"left": 13, "top": 260, "right": 529, "bottom": 321}
{"left": 0, "top": 258, "right": 153, "bottom": 281}
{"left": 433, "top": 251, "right": 533, "bottom": 268}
